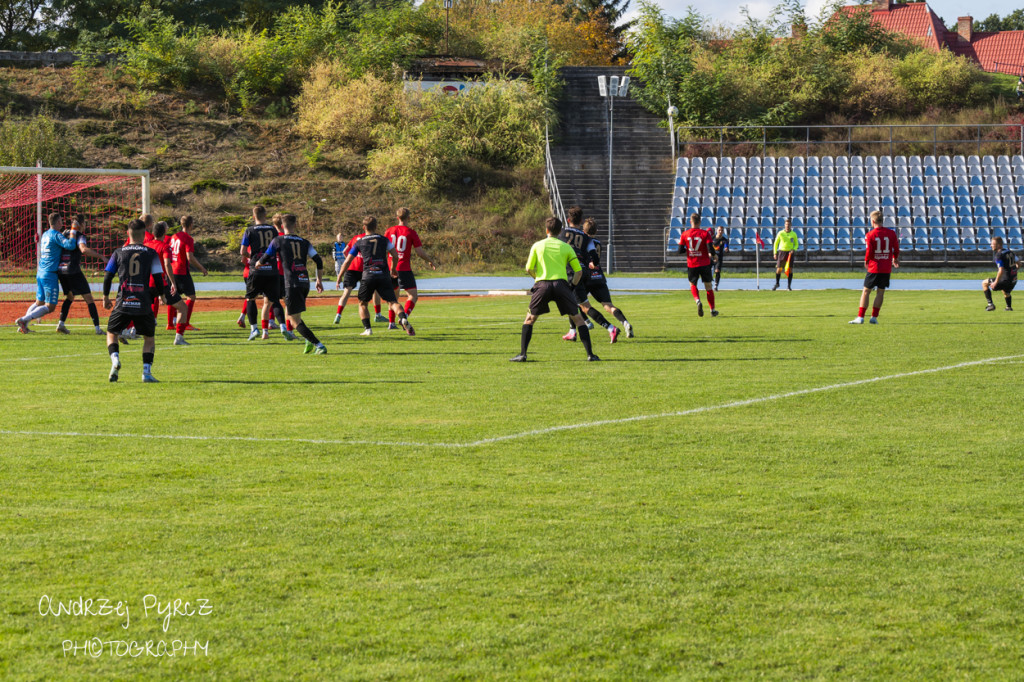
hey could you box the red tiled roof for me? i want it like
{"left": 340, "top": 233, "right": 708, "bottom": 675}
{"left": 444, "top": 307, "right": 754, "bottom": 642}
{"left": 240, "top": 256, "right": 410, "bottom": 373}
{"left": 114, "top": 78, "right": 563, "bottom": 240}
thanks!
{"left": 946, "top": 30, "right": 1024, "bottom": 73}
{"left": 840, "top": 2, "right": 945, "bottom": 51}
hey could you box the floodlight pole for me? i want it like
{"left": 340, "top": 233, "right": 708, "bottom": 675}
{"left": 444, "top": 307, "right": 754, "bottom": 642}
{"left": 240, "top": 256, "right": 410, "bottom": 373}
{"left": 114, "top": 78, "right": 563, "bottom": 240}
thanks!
{"left": 598, "top": 75, "right": 628, "bottom": 273}
{"left": 444, "top": 0, "right": 452, "bottom": 55}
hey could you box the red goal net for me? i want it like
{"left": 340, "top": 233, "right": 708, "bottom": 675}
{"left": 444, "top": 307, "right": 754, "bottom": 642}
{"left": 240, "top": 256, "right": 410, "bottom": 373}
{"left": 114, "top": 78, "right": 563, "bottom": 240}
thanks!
{"left": 0, "top": 170, "right": 146, "bottom": 301}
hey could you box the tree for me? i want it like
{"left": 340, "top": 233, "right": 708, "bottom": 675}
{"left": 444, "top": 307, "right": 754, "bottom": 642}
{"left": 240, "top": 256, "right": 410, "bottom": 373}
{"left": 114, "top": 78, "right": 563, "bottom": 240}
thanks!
{"left": 0, "top": 0, "right": 45, "bottom": 49}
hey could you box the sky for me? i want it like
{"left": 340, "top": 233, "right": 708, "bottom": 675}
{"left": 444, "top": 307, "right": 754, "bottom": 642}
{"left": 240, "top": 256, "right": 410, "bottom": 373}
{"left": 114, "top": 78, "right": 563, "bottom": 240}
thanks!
{"left": 634, "top": 0, "right": 1022, "bottom": 31}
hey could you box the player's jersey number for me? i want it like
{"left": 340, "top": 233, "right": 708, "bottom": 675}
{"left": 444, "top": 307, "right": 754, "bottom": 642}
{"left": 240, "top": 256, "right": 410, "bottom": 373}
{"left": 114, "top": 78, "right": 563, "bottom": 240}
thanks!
{"left": 395, "top": 235, "right": 407, "bottom": 254}
{"left": 873, "top": 236, "right": 891, "bottom": 256}
{"left": 687, "top": 235, "right": 703, "bottom": 257}
{"left": 128, "top": 254, "right": 141, "bottom": 277}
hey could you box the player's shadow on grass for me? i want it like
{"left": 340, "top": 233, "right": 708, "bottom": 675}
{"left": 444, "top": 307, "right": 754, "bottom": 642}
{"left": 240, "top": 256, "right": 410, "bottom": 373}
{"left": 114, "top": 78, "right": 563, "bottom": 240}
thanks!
{"left": 193, "top": 379, "right": 424, "bottom": 385}
{"left": 638, "top": 337, "right": 812, "bottom": 344}
{"left": 612, "top": 357, "right": 797, "bottom": 362}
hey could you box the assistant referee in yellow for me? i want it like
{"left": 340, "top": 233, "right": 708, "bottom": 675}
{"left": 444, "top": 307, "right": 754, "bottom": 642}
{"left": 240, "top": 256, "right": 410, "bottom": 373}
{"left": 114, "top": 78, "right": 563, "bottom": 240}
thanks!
{"left": 773, "top": 218, "right": 800, "bottom": 290}
{"left": 511, "top": 217, "right": 600, "bottom": 362}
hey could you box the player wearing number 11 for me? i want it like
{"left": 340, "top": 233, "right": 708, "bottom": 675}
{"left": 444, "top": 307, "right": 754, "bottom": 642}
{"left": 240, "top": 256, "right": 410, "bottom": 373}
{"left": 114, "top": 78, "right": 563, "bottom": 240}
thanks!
{"left": 254, "top": 214, "right": 326, "bottom": 354}
{"left": 850, "top": 210, "right": 899, "bottom": 325}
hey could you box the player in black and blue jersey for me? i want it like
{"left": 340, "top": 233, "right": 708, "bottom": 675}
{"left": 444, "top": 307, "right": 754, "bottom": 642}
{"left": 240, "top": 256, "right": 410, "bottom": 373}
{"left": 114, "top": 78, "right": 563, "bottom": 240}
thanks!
{"left": 560, "top": 206, "right": 619, "bottom": 343}
{"left": 582, "top": 218, "right": 633, "bottom": 338}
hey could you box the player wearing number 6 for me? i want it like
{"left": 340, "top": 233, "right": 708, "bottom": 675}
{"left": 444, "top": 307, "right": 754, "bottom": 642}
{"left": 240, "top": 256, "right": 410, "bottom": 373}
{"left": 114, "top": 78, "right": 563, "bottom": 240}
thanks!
{"left": 384, "top": 207, "right": 436, "bottom": 330}
{"left": 678, "top": 213, "right": 718, "bottom": 317}
{"left": 850, "top": 210, "right": 899, "bottom": 325}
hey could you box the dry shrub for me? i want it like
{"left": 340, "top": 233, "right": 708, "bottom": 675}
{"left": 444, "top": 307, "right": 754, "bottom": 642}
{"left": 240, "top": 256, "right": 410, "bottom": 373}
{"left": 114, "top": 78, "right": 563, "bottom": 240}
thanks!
{"left": 294, "top": 63, "right": 409, "bottom": 150}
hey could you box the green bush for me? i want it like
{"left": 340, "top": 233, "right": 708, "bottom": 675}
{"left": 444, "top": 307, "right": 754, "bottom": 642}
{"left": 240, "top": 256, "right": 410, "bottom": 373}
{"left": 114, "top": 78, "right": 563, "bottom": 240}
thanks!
{"left": 226, "top": 228, "right": 246, "bottom": 253}
{"left": 0, "top": 115, "right": 84, "bottom": 167}
{"left": 218, "top": 215, "right": 249, "bottom": 228}
{"left": 92, "top": 133, "right": 127, "bottom": 148}
{"left": 191, "top": 178, "right": 230, "bottom": 193}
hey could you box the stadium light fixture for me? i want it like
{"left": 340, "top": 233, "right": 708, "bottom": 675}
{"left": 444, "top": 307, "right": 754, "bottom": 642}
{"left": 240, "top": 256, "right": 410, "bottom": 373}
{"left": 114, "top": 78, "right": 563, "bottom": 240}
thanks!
{"left": 597, "top": 74, "right": 632, "bottom": 272}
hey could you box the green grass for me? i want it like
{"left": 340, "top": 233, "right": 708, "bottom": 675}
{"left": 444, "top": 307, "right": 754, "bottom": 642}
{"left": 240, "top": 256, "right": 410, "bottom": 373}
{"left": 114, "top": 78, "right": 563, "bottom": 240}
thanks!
{"left": 2, "top": 291, "right": 1023, "bottom": 679}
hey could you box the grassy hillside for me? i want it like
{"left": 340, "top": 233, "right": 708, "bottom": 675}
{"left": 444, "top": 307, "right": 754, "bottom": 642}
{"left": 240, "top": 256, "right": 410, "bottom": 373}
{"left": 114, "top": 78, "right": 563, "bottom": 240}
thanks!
{"left": 1, "top": 65, "right": 551, "bottom": 272}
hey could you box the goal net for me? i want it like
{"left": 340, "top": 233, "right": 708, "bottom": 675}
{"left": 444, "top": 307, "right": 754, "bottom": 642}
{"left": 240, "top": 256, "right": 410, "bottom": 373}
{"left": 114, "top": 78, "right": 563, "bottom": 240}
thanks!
{"left": 0, "top": 167, "right": 150, "bottom": 302}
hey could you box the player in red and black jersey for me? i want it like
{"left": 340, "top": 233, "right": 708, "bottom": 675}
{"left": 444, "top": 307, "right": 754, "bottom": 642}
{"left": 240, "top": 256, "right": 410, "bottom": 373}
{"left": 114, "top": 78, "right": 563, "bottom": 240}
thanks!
{"left": 560, "top": 206, "right": 619, "bottom": 343}
{"left": 337, "top": 215, "right": 414, "bottom": 336}
{"left": 850, "top": 210, "right": 899, "bottom": 324}
{"left": 254, "top": 214, "right": 326, "bottom": 354}
{"left": 148, "top": 222, "right": 190, "bottom": 345}
{"left": 56, "top": 213, "right": 105, "bottom": 336}
{"left": 384, "top": 207, "right": 437, "bottom": 330}
{"left": 240, "top": 205, "right": 286, "bottom": 341}
{"left": 168, "top": 215, "right": 208, "bottom": 332}
{"left": 678, "top": 213, "right": 718, "bottom": 317}
{"left": 582, "top": 218, "right": 633, "bottom": 338}
{"left": 103, "top": 219, "right": 165, "bottom": 382}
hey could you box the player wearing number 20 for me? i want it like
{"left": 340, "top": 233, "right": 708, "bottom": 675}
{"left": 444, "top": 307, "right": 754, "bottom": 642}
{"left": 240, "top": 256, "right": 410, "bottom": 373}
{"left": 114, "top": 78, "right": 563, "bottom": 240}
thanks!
{"left": 678, "top": 213, "right": 718, "bottom": 317}
{"left": 850, "top": 210, "right": 899, "bottom": 325}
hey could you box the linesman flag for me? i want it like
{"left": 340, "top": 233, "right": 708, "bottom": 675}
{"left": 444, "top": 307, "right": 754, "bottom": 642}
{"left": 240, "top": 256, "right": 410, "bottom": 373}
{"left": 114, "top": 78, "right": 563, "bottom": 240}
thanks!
{"left": 784, "top": 251, "right": 793, "bottom": 276}
{"left": 755, "top": 231, "right": 764, "bottom": 248}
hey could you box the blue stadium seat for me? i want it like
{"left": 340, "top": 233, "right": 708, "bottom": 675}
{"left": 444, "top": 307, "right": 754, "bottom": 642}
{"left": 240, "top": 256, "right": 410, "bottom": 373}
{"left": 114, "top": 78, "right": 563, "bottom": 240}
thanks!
{"left": 927, "top": 196, "right": 940, "bottom": 208}
{"left": 701, "top": 207, "right": 713, "bottom": 218}
{"left": 990, "top": 216, "right": 1004, "bottom": 227}
{"left": 944, "top": 228, "right": 960, "bottom": 250}
{"left": 670, "top": 216, "right": 684, "bottom": 228}
{"left": 745, "top": 217, "right": 760, "bottom": 228}
{"left": 977, "top": 227, "right": 992, "bottom": 242}
{"left": 930, "top": 228, "right": 945, "bottom": 249}
{"left": 1009, "top": 228, "right": 1024, "bottom": 250}
{"left": 914, "top": 228, "right": 929, "bottom": 250}
{"left": 806, "top": 216, "right": 820, "bottom": 227}
{"left": 716, "top": 207, "right": 729, "bottom": 218}
{"left": 836, "top": 228, "right": 851, "bottom": 250}
{"left": 821, "top": 206, "right": 835, "bottom": 218}
{"left": 837, "top": 217, "right": 850, "bottom": 228}
{"left": 1005, "top": 216, "right": 1021, "bottom": 228}
{"left": 852, "top": 217, "right": 867, "bottom": 228}
{"left": 941, "top": 185, "right": 955, "bottom": 197}
{"left": 820, "top": 217, "right": 835, "bottom": 228}
{"left": 913, "top": 216, "right": 927, "bottom": 227}
{"left": 820, "top": 227, "right": 836, "bottom": 251}
{"left": 701, "top": 217, "right": 713, "bottom": 228}
{"left": 716, "top": 217, "right": 729, "bottom": 228}
{"left": 805, "top": 228, "right": 820, "bottom": 251}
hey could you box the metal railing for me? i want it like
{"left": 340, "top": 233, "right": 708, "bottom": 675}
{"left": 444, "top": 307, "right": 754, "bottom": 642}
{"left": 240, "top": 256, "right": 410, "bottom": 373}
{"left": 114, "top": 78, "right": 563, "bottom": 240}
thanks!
{"left": 543, "top": 126, "right": 567, "bottom": 228}
{"left": 675, "top": 123, "right": 1024, "bottom": 159}
{"left": 993, "top": 61, "right": 1024, "bottom": 77}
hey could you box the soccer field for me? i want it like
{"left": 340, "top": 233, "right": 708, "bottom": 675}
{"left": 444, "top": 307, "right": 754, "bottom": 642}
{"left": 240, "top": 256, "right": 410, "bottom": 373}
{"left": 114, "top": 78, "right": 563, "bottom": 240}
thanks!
{"left": 2, "top": 290, "right": 1022, "bottom": 679}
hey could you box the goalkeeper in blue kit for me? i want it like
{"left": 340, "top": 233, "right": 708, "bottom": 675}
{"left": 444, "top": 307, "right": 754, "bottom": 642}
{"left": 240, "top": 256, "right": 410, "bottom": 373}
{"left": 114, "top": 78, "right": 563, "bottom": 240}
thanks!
{"left": 16, "top": 213, "right": 80, "bottom": 333}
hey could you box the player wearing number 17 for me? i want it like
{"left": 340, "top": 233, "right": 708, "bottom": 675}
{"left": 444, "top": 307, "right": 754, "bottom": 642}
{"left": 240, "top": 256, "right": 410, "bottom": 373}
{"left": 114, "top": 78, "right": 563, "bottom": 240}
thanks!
{"left": 677, "top": 213, "right": 718, "bottom": 317}
{"left": 850, "top": 210, "right": 899, "bottom": 325}
{"left": 253, "top": 214, "right": 326, "bottom": 354}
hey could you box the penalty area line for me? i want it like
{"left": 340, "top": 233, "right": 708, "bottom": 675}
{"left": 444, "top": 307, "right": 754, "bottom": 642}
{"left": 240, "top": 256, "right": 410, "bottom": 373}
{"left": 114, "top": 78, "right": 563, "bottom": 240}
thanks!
{"left": 1, "top": 354, "right": 1020, "bottom": 449}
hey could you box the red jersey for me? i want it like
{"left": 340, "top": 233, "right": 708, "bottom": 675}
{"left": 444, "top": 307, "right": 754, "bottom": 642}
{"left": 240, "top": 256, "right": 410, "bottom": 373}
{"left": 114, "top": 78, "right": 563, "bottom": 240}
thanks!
{"left": 680, "top": 227, "right": 714, "bottom": 268}
{"left": 144, "top": 236, "right": 171, "bottom": 287}
{"left": 124, "top": 231, "right": 154, "bottom": 247}
{"left": 169, "top": 231, "right": 194, "bottom": 276}
{"left": 384, "top": 224, "right": 422, "bottom": 272}
{"left": 865, "top": 226, "right": 899, "bottom": 273}
{"left": 348, "top": 232, "right": 367, "bottom": 271}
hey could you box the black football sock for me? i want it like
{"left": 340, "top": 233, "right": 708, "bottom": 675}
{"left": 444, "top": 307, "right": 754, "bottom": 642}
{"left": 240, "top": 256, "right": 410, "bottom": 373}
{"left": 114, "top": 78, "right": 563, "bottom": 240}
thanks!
{"left": 272, "top": 301, "right": 286, "bottom": 324}
{"left": 361, "top": 317, "right": 371, "bottom": 330}
{"left": 577, "top": 324, "right": 594, "bottom": 356}
{"left": 775, "top": 272, "right": 781, "bottom": 285}
{"left": 87, "top": 302, "right": 100, "bottom": 326}
{"left": 246, "top": 299, "right": 258, "bottom": 325}
{"left": 985, "top": 289, "right": 993, "bottom": 303}
{"left": 1006, "top": 294, "right": 1012, "bottom": 308}
{"left": 612, "top": 309, "right": 628, "bottom": 324}
{"left": 787, "top": 273, "right": 793, "bottom": 286}
{"left": 520, "top": 324, "right": 532, "bottom": 355}
{"left": 587, "top": 308, "right": 612, "bottom": 329}
{"left": 295, "top": 321, "right": 319, "bottom": 345}
{"left": 107, "top": 343, "right": 119, "bottom": 356}
{"left": 142, "top": 352, "right": 154, "bottom": 374}
{"left": 568, "top": 317, "right": 576, "bottom": 331}
{"left": 715, "top": 271, "right": 721, "bottom": 287}
{"left": 59, "top": 298, "right": 72, "bottom": 323}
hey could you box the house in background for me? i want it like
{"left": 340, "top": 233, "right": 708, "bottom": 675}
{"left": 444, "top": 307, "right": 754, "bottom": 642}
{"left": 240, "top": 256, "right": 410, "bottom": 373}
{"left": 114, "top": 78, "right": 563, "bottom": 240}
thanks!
{"left": 839, "top": 0, "right": 1024, "bottom": 75}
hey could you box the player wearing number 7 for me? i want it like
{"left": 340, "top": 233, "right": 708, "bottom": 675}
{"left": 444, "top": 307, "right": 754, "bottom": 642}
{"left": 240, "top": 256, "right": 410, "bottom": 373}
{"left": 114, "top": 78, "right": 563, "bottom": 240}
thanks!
{"left": 337, "top": 216, "right": 414, "bottom": 336}
{"left": 850, "top": 210, "right": 899, "bottom": 325}
{"left": 677, "top": 213, "right": 718, "bottom": 317}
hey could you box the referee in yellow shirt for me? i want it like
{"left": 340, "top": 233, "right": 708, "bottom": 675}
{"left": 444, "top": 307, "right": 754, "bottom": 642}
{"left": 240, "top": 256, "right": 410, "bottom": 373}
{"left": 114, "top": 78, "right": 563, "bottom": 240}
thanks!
{"left": 511, "top": 217, "right": 600, "bottom": 362}
{"left": 773, "top": 218, "right": 800, "bottom": 291}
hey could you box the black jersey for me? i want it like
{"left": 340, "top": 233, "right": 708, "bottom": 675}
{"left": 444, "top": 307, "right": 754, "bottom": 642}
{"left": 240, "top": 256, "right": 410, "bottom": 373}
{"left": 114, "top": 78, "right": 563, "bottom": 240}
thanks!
{"left": 242, "top": 224, "right": 279, "bottom": 276}
{"left": 712, "top": 235, "right": 729, "bottom": 260}
{"left": 58, "top": 233, "right": 88, "bottom": 275}
{"left": 588, "top": 237, "right": 606, "bottom": 281}
{"left": 349, "top": 234, "right": 393, "bottom": 278}
{"left": 104, "top": 244, "right": 162, "bottom": 313}
{"left": 559, "top": 226, "right": 596, "bottom": 278}
{"left": 267, "top": 234, "right": 320, "bottom": 287}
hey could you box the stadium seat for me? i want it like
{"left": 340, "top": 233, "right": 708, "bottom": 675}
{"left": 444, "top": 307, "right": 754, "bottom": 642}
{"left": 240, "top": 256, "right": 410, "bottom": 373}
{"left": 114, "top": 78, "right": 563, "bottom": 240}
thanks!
{"left": 820, "top": 227, "right": 836, "bottom": 250}
{"left": 670, "top": 216, "right": 684, "bottom": 228}
{"left": 1009, "top": 228, "right": 1024, "bottom": 250}
{"left": 914, "top": 228, "right": 929, "bottom": 250}
{"left": 930, "top": 228, "right": 945, "bottom": 249}
{"left": 701, "top": 217, "right": 713, "bottom": 228}
{"left": 944, "top": 228, "right": 960, "bottom": 250}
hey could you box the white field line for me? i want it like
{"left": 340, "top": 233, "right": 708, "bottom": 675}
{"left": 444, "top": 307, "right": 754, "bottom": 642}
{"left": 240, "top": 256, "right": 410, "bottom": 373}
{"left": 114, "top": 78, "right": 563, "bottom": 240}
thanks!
{"left": 1, "top": 354, "right": 1019, "bottom": 449}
